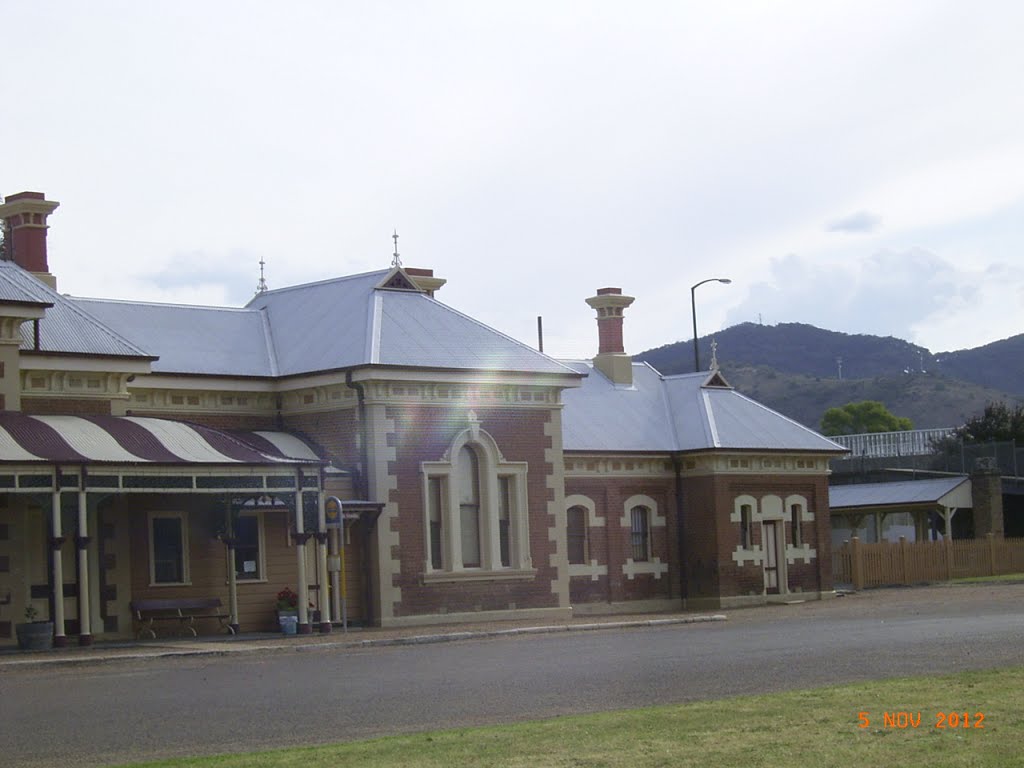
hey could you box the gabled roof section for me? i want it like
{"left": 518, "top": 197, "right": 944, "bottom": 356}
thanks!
{"left": 0, "top": 262, "right": 151, "bottom": 360}
{"left": 72, "top": 297, "right": 277, "bottom": 376}
{"left": 375, "top": 266, "right": 421, "bottom": 292}
{"left": 667, "top": 376, "right": 847, "bottom": 452}
{"left": 247, "top": 269, "right": 579, "bottom": 377}
{"left": 561, "top": 362, "right": 847, "bottom": 454}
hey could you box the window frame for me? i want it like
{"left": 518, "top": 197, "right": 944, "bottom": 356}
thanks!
{"left": 148, "top": 511, "right": 190, "bottom": 587}
{"left": 231, "top": 510, "right": 267, "bottom": 582}
{"left": 630, "top": 505, "right": 650, "bottom": 562}
{"left": 790, "top": 503, "right": 803, "bottom": 547}
{"left": 566, "top": 505, "right": 589, "bottom": 565}
{"left": 421, "top": 424, "right": 532, "bottom": 579}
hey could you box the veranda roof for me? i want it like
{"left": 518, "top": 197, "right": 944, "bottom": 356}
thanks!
{"left": 0, "top": 412, "right": 323, "bottom": 466}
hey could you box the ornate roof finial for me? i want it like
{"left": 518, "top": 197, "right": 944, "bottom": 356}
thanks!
{"left": 391, "top": 229, "right": 402, "bottom": 268}
{"left": 710, "top": 338, "right": 719, "bottom": 371}
{"left": 255, "top": 258, "right": 269, "bottom": 295}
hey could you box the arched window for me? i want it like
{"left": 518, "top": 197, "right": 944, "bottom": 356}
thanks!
{"left": 740, "top": 504, "right": 753, "bottom": 548}
{"left": 421, "top": 423, "right": 531, "bottom": 576}
{"left": 630, "top": 505, "right": 650, "bottom": 562}
{"left": 567, "top": 506, "right": 589, "bottom": 565}
{"left": 456, "top": 445, "right": 481, "bottom": 568}
{"left": 790, "top": 503, "right": 803, "bottom": 546}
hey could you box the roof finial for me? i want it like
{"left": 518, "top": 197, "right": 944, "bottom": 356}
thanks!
{"left": 391, "top": 229, "right": 402, "bottom": 268}
{"left": 710, "top": 338, "right": 719, "bottom": 371}
{"left": 255, "top": 257, "right": 269, "bottom": 295}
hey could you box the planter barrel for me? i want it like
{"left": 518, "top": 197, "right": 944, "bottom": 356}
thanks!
{"left": 16, "top": 621, "right": 54, "bottom": 651}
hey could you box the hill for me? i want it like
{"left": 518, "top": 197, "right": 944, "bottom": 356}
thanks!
{"left": 718, "top": 366, "right": 1015, "bottom": 431}
{"left": 635, "top": 323, "right": 1024, "bottom": 430}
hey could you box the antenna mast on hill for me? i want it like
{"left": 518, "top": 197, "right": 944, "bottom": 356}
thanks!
{"left": 255, "top": 258, "right": 269, "bottom": 295}
{"left": 391, "top": 230, "right": 402, "bottom": 268}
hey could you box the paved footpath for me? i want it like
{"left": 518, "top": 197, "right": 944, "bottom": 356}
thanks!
{"left": 2, "top": 581, "right": 1021, "bottom": 669}
{"left": 0, "top": 610, "right": 726, "bottom": 669}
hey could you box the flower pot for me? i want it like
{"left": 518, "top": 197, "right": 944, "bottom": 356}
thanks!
{"left": 16, "top": 621, "right": 54, "bottom": 651}
{"left": 278, "top": 614, "right": 298, "bottom": 635}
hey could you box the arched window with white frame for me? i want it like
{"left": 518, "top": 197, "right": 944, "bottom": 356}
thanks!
{"left": 421, "top": 420, "right": 532, "bottom": 577}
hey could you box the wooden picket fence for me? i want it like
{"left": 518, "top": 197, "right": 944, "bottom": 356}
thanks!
{"left": 832, "top": 535, "right": 1024, "bottom": 589}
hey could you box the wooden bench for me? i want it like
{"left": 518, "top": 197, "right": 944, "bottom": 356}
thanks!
{"left": 130, "top": 598, "right": 235, "bottom": 639}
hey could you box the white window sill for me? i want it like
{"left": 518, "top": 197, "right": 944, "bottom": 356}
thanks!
{"left": 149, "top": 581, "right": 192, "bottom": 588}
{"left": 422, "top": 568, "right": 537, "bottom": 584}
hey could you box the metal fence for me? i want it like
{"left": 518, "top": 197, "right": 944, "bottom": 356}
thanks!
{"left": 832, "top": 535, "right": 1024, "bottom": 588}
{"left": 831, "top": 437, "right": 1024, "bottom": 481}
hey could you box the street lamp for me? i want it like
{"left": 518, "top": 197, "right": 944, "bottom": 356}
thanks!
{"left": 691, "top": 278, "right": 732, "bottom": 372}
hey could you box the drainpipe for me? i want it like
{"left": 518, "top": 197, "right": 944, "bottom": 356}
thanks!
{"left": 344, "top": 371, "right": 370, "bottom": 499}
{"left": 672, "top": 454, "right": 687, "bottom": 603}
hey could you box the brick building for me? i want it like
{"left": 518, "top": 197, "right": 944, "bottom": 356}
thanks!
{"left": 0, "top": 191, "right": 844, "bottom": 647}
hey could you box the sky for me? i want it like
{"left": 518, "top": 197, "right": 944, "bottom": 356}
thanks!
{"left": 4, "top": 1, "right": 1024, "bottom": 362}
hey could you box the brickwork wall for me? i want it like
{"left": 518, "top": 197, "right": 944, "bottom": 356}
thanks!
{"left": 126, "top": 410, "right": 278, "bottom": 431}
{"left": 385, "top": 404, "right": 560, "bottom": 617}
{"left": 683, "top": 472, "right": 833, "bottom": 600}
{"left": 24, "top": 397, "right": 112, "bottom": 415}
{"left": 563, "top": 476, "right": 676, "bottom": 604}
{"left": 283, "top": 408, "right": 361, "bottom": 470}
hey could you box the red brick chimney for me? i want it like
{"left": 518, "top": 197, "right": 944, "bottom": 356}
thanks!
{"left": 0, "top": 191, "right": 60, "bottom": 289}
{"left": 585, "top": 287, "right": 635, "bottom": 386}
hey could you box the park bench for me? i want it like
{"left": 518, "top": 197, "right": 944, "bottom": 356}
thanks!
{"left": 130, "top": 597, "right": 235, "bottom": 639}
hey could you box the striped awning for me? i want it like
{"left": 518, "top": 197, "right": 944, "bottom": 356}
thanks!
{"left": 0, "top": 412, "right": 324, "bottom": 466}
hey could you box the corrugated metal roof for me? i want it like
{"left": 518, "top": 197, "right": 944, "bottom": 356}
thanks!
{"left": 72, "top": 297, "right": 276, "bottom": 376}
{"left": 562, "top": 363, "right": 847, "bottom": 454}
{"left": 248, "top": 268, "right": 577, "bottom": 377}
{"left": 829, "top": 477, "right": 970, "bottom": 510}
{"left": 0, "top": 264, "right": 53, "bottom": 305}
{"left": 560, "top": 362, "right": 677, "bottom": 451}
{"left": 696, "top": 388, "right": 847, "bottom": 452}
{"left": 0, "top": 263, "right": 148, "bottom": 359}
{"left": 0, "top": 412, "right": 322, "bottom": 465}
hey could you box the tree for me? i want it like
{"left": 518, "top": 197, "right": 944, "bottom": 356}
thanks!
{"left": 952, "top": 401, "right": 1024, "bottom": 443}
{"left": 820, "top": 401, "right": 913, "bottom": 436}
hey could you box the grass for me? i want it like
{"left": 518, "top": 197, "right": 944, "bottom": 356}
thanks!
{"left": 122, "top": 666, "right": 1024, "bottom": 768}
{"left": 951, "top": 573, "right": 1024, "bottom": 584}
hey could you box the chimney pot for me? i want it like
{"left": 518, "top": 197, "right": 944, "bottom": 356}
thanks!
{"left": 0, "top": 191, "right": 60, "bottom": 286}
{"left": 585, "top": 287, "right": 635, "bottom": 386}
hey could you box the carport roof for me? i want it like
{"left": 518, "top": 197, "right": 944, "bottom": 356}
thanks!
{"left": 829, "top": 477, "right": 971, "bottom": 511}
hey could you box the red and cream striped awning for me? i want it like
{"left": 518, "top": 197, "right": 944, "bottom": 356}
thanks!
{"left": 0, "top": 412, "right": 323, "bottom": 466}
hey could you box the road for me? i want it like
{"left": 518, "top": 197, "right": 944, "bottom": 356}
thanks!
{"left": 2, "top": 585, "right": 1023, "bottom": 766}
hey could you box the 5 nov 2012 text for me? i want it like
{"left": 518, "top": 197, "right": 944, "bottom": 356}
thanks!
{"left": 857, "top": 711, "right": 985, "bottom": 730}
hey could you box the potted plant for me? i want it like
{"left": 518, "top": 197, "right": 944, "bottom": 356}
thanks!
{"left": 275, "top": 588, "right": 299, "bottom": 635}
{"left": 16, "top": 605, "right": 54, "bottom": 651}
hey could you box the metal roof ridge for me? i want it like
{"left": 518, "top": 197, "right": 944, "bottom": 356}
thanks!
{"left": 246, "top": 268, "right": 391, "bottom": 303}
{"left": 257, "top": 306, "right": 280, "bottom": 377}
{"left": 72, "top": 295, "right": 261, "bottom": 313}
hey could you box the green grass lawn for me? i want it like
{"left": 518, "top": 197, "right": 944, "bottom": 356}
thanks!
{"left": 125, "top": 666, "right": 1024, "bottom": 768}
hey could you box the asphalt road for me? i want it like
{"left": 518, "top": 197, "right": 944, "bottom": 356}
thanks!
{"left": 3, "top": 586, "right": 1023, "bottom": 767}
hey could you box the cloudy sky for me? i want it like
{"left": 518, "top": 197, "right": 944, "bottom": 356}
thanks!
{"left": 4, "top": 1, "right": 1023, "bottom": 362}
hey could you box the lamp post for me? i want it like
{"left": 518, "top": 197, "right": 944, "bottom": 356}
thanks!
{"left": 691, "top": 278, "right": 732, "bottom": 372}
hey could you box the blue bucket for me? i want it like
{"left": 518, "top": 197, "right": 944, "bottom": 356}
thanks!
{"left": 279, "top": 615, "right": 298, "bottom": 635}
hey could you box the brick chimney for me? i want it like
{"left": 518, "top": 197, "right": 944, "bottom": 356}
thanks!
{"left": 0, "top": 191, "right": 60, "bottom": 289}
{"left": 585, "top": 287, "right": 635, "bottom": 386}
